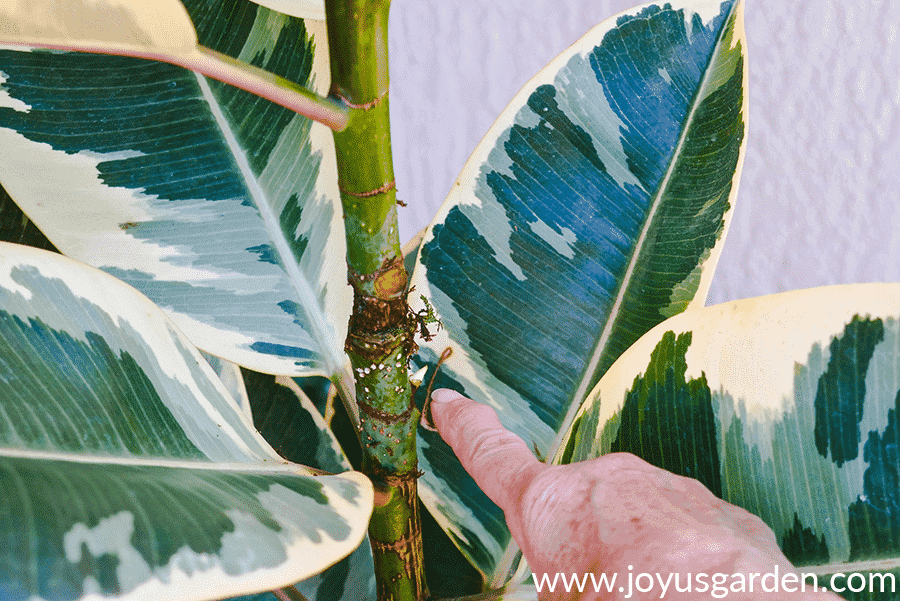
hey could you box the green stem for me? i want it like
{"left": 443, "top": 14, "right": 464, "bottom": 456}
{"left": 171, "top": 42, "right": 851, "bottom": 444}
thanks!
{"left": 323, "top": 1, "right": 428, "bottom": 600}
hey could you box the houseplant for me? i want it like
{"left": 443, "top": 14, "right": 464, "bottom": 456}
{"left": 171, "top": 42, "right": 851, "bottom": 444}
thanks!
{"left": 3, "top": 0, "right": 891, "bottom": 599}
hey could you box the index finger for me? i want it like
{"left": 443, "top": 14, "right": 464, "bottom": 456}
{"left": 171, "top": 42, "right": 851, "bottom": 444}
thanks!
{"left": 429, "top": 389, "right": 545, "bottom": 514}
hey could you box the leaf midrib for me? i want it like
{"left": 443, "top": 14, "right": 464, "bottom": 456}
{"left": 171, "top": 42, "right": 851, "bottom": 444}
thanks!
{"left": 801, "top": 558, "right": 900, "bottom": 576}
{"left": 0, "top": 446, "right": 307, "bottom": 474}
{"left": 193, "top": 73, "right": 349, "bottom": 387}
{"left": 548, "top": 0, "right": 742, "bottom": 465}
{"left": 490, "top": 0, "right": 743, "bottom": 588}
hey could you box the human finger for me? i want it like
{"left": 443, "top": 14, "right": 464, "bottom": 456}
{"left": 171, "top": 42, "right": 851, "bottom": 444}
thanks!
{"left": 429, "top": 389, "right": 545, "bottom": 514}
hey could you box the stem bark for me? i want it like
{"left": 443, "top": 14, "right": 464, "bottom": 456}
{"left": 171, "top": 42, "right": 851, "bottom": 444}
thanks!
{"left": 323, "top": 1, "right": 428, "bottom": 600}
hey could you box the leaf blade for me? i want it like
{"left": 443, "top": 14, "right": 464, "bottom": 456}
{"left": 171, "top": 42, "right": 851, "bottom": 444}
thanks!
{"left": 410, "top": 0, "right": 747, "bottom": 581}
{"left": 247, "top": 0, "right": 326, "bottom": 21}
{"left": 0, "top": 1, "right": 351, "bottom": 381}
{"left": 1, "top": 455, "right": 371, "bottom": 601}
{"left": 561, "top": 284, "right": 900, "bottom": 589}
{"left": 0, "top": 0, "right": 197, "bottom": 55}
{"left": 0, "top": 242, "right": 371, "bottom": 601}
{"left": 240, "top": 371, "right": 378, "bottom": 601}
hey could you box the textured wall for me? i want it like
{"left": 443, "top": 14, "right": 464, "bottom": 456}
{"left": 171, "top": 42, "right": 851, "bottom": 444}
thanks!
{"left": 387, "top": 0, "right": 900, "bottom": 305}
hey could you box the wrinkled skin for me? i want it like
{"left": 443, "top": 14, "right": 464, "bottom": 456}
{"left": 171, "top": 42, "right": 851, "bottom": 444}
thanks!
{"left": 430, "top": 389, "right": 841, "bottom": 600}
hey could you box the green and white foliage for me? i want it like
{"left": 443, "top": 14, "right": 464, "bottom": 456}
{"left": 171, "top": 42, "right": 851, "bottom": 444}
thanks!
{"left": 0, "top": 0, "right": 351, "bottom": 382}
{"left": 248, "top": 0, "right": 326, "bottom": 21}
{"left": 0, "top": 243, "right": 372, "bottom": 601}
{"left": 239, "top": 371, "right": 376, "bottom": 601}
{"left": 0, "top": 0, "right": 198, "bottom": 56}
{"left": 203, "top": 353, "right": 253, "bottom": 418}
{"left": 559, "top": 285, "right": 900, "bottom": 600}
{"left": 243, "top": 372, "right": 350, "bottom": 475}
{"left": 409, "top": 0, "right": 748, "bottom": 583}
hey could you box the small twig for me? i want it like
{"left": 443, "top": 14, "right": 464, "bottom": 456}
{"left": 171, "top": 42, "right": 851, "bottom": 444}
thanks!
{"left": 419, "top": 347, "right": 453, "bottom": 432}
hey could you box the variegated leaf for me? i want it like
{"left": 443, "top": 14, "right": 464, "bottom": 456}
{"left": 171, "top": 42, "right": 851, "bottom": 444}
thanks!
{"left": 287, "top": 538, "right": 375, "bottom": 601}
{"left": 0, "top": 242, "right": 372, "bottom": 601}
{"left": 410, "top": 0, "right": 747, "bottom": 582}
{"left": 203, "top": 352, "right": 253, "bottom": 418}
{"left": 226, "top": 369, "right": 377, "bottom": 601}
{"left": 243, "top": 371, "right": 352, "bottom": 478}
{"left": 235, "top": 368, "right": 484, "bottom": 599}
{"left": 248, "top": 0, "right": 325, "bottom": 21}
{"left": 559, "top": 284, "right": 900, "bottom": 600}
{"left": 0, "top": 0, "right": 197, "bottom": 55}
{"left": 0, "top": 0, "right": 352, "bottom": 387}
{"left": 0, "top": 0, "right": 344, "bottom": 126}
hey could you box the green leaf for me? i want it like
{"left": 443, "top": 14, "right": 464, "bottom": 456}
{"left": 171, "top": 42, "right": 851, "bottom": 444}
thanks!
{"left": 290, "top": 539, "right": 375, "bottom": 601}
{"left": 409, "top": 0, "right": 747, "bottom": 583}
{"left": 243, "top": 371, "right": 352, "bottom": 477}
{"left": 0, "top": 0, "right": 352, "bottom": 386}
{"left": 0, "top": 0, "right": 346, "bottom": 127}
{"left": 0, "top": 242, "right": 372, "bottom": 601}
{"left": 560, "top": 284, "right": 900, "bottom": 598}
{"left": 237, "top": 369, "right": 377, "bottom": 600}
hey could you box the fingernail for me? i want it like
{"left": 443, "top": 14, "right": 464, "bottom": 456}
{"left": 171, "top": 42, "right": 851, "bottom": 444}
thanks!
{"left": 421, "top": 389, "right": 457, "bottom": 433}
{"left": 431, "top": 388, "right": 461, "bottom": 405}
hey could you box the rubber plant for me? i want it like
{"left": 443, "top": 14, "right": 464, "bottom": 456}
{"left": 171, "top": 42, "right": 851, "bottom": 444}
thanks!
{"left": 11, "top": 0, "right": 872, "bottom": 599}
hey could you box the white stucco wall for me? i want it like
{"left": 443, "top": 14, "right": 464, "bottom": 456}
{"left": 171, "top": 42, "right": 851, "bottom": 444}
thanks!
{"left": 387, "top": 0, "right": 900, "bottom": 306}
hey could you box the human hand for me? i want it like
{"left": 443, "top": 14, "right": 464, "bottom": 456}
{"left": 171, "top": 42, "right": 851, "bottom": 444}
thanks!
{"left": 429, "top": 389, "right": 841, "bottom": 600}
